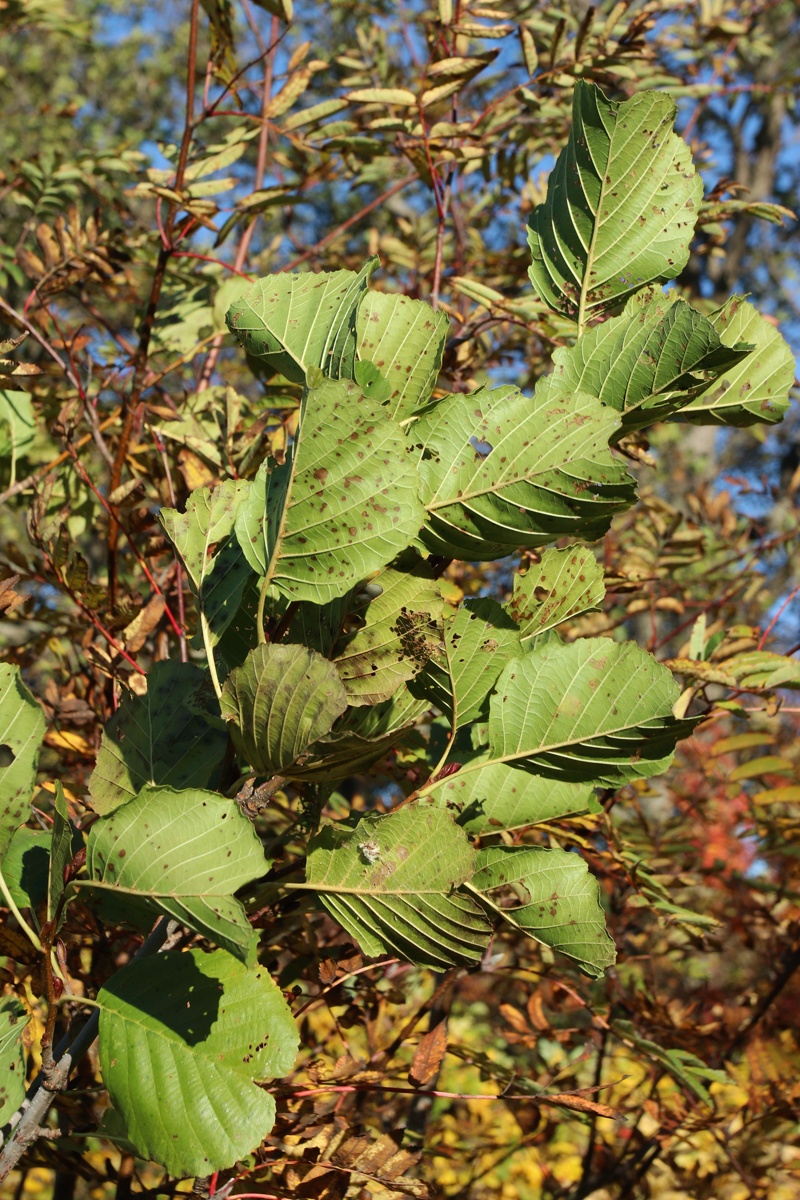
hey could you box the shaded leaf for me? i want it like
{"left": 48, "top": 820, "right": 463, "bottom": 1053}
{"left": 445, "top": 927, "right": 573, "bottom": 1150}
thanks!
{"left": 48, "top": 780, "right": 72, "bottom": 923}
{"left": 612, "top": 1020, "right": 728, "bottom": 1103}
{"left": 220, "top": 643, "right": 348, "bottom": 776}
{"left": 471, "top": 845, "right": 615, "bottom": 976}
{"left": 0, "top": 663, "right": 46, "bottom": 863}
{"left": 0, "top": 996, "right": 29, "bottom": 1124}
{"left": 89, "top": 662, "right": 227, "bottom": 815}
{"left": 80, "top": 787, "right": 266, "bottom": 962}
{"left": 98, "top": 948, "right": 298, "bottom": 1177}
{"left": 305, "top": 807, "right": 491, "bottom": 970}
{"left": 527, "top": 82, "right": 701, "bottom": 320}
{"left": 1, "top": 828, "right": 50, "bottom": 912}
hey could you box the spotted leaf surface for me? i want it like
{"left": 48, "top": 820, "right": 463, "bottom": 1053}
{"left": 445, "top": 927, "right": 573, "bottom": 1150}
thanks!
{"left": 527, "top": 82, "right": 701, "bottom": 321}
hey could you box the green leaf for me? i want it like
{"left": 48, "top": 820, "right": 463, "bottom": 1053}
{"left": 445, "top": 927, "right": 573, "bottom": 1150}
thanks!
{"left": 0, "top": 390, "right": 35, "bottom": 486}
{"left": 412, "top": 384, "right": 635, "bottom": 560}
{"left": 98, "top": 948, "right": 298, "bottom": 1177}
{"left": 426, "top": 760, "right": 594, "bottom": 834}
{"left": 355, "top": 291, "right": 449, "bottom": 421}
{"left": 220, "top": 643, "right": 348, "bottom": 777}
{"left": 333, "top": 561, "right": 444, "bottom": 706}
{"left": 507, "top": 546, "right": 605, "bottom": 644}
{"left": 48, "top": 780, "right": 73, "bottom": 923}
{"left": 0, "top": 996, "right": 29, "bottom": 1124}
{"left": 527, "top": 81, "right": 702, "bottom": 322}
{"left": 160, "top": 478, "right": 251, "bottom": 645}
{"left": 1, "top": 827, "right": 50, "bottom": 912}
{"left": 0, "top": 663, "right": 46, "bottom": 864}
{"left": 470, "top": 845, "right": 615, "bottom": 976}
{"left": 540, "top": 290, "right": 752, "bottom": 433}
{"left": 723, "top": 650, "right": 800, "bottom": 691}
{"left": 486, "top": 639, "right": 694, "bottom": 783}
{"left": 89, "top": 662, "right": 228, "bottom": 815}
{"left": 679, "top": 296, "right": 794, "bottom": 425}
{"left": 305, "top": 807, "right": 491, "bottom": 970}
{"left": 225, "top": 259, "right": 377, "bottom": 384}
{"left": 411, "top": 598, "right": 520, "bottom": 730}
{"left": 290, "top": 684, "right": 429, "bottom": 781}
{"left": 234, "top": 378, "right": 425, "bottom": 603}
{"left": 80, "top": 787, "right": 266, "bottom": 962}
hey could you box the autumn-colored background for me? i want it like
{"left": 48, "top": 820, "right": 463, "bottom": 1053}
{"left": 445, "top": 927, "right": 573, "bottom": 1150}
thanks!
{"left": 1, "top": 1, "right": 799, "bottom": 1196}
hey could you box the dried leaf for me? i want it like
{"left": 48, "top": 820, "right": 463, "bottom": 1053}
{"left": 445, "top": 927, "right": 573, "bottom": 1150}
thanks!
{"left": 409, "top": 1019, "right": 448, "bottom": 1087}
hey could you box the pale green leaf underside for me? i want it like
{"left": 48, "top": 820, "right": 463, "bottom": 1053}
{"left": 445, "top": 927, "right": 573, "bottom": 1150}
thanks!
{"left": 680, "top": 296, "right": 794, "bottom": 426}
{"left": 356, "top": 291, "right": 449, "bottom": 421}
{"left": 0, "top": 390, "right": 35, "bottom": 483}
{"left": 472, "top": 845, "right": 615, "bottom": 976}
{"left": 412, "top": 384, "right": 634, "bottom": 560}
{"left": 220, "top": 643, "right": 348, "bottom": 776}
{"left": 333, "top": 561, "right": 444, "bottom": 706}
{"left": 81, "top": 787, "right": 266, "bottom": 962}
{"left": 306, "top": 807, "right": 491, "bottom": 969}
{"left": 487, "top": 639, "right": 694, "bottom": 783}
{"left": 411, "top": 597, "right": 520, "bottom": 729}
{"left": 426, "top": 760, "right": 594, "bottom": 834}
{"left": 235, "top": 378, "right": 425, "bottom": 603}
{"left": 541, "top": 291, "right": 752, "bottom": 432}
{"left": 0, "top": 663, "right": 46, "bottom": 863}
{"left": 0, "top": 995, "right": 29, "bottom": 1124}
{"left": 89, "top": 661, "right": 227, "bottom": 815}
{"left": 507, "top": 545, "right": 605, "bottom": 643}
{"left": 225, "top": 258, "right": 377, "bottom": 383}
{"left": 98, "top": 948, "right": 298, "bottom": 1178}
{"left": 527, "top": 81, "right": 702, "bottom": 320}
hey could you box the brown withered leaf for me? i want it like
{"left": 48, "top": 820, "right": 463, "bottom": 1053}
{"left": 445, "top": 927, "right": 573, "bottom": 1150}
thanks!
{"left": 409, "top": 1019, "right": 448, "bottom": 1088}
{"left": 0, "top": 575, "right": 28, "bottom": 616}
{"left": 122, "top": 593, "right": 166, "bottom": 653}
{"left": 319, "top": 958, "right": 339, "bottom": 985}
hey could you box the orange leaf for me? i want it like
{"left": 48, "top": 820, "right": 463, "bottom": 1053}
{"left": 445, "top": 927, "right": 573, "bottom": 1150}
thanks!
{"left": 409, "top": 1020, "right": 448, "bottom": 1087}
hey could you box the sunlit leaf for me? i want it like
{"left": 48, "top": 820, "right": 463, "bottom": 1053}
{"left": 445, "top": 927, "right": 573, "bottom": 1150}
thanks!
{"left": 411, "top": 598, "right": 520, "bottom": 729}
{"left": 234, "top": 378, "right": 425, "bottom": 603}
{"left": 471, "top": 845, "right": 616, "bottom": 976}
{"left": 527, "top": 82, "right": 701, "bottom": 322}
{"left": 426, "top": 759, "right": 594, "bottom": 833}
{"left": 356, "top": 291, "right": 449, "bottom": 421}
{"left": 98, "top": 948, "right": 298, "bottom": 1176}
{"left": 412, "top": 384, "right": 634, "bottom": 560}
{"left": 80, "top": 787, "right": 266, "bottom": 962}
{"left": 540, "top": 290, "right": 752, "bottom": 432}
{"left": 507, "top": 545, "right": 605, "bottom": 643}
{"left": 225, "top": 259, "right": 377, "bottom": 383}
{"left": 679, "top": 296, "right": 794, "bottom": 425}
{"left": 305, "top": 806, "right": 491, "bottom": 970}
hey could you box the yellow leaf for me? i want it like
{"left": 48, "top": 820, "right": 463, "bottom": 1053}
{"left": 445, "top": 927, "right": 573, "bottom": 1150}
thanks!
{"left": 346, "top": 87, "right": 418, "bottom": 107}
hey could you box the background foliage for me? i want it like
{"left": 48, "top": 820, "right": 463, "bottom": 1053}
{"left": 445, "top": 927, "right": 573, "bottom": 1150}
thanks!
{"left": 1, "top": 0, "right": 799, "bottom": 1197}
